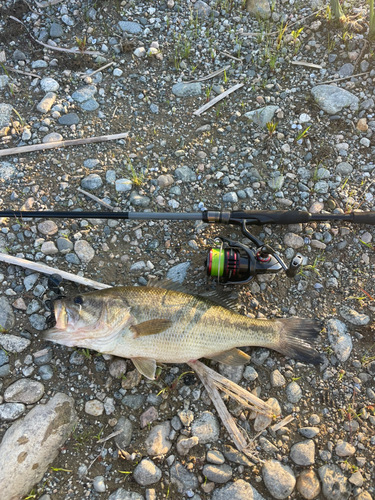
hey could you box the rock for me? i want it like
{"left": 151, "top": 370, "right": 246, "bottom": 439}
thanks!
{"left": 299, "top": 427, "right": 320, "bottom": 438}
{"left": 262, "top": 460, "right": 296, "bottom": 499}
{"left": 41, "top": 241, "right": 58, "bottom": 255}
{"left": 348, "top": 471, "right": 363, "bottom": 487}
{"left": 170, "top": 462, "right": 198, "bottom": 494}
{"left": 268, "top": 175, "right": 285, "bottom": 190}
{"left": 36, "top": 92, "right": 57, "bottom": 113}
{"left": 0, "top": 393, "right": 77, "bottom": 500}
{"left": 38, "top": 220, "right": 58, "bottom": 235}
{"left": 58, "top": 113, "right": 80, "bottom": 125}
{"left": 202, "top": 464, "right": 232, "bottom": 483}
{"left": 172, "top": 82, "right": 202, "bottom": 97}
{"left": 193, "top": 0, "right": 213, "bottom": 18}
{"left": 115, "top": 178, "right": 133, "bottom": 192}
{"left": 254, "top": 398, "right": 281, "bottom": 431}
{"left": 0, "top": 334, "right": 30, "bottom": 353}
{"left": 140, "top": 407, "right": 159, "bottom": 429}
{"left": 336, "top": 162, "right": 353, "bottom": 175}
{"left": 0, "top": 296, "right": 15, "bottom": 331}
{"left": 118, "top": 21, "right": 142, "bottom": 34}
{"left": 223, "top": 192, "right": 238, "bottom": 203}
{"left": 270, "top": 369, "right": 286, "bottom": 387}
{"left": 311, "top": 85, "right": 359, "bottom": 115}
{"left": 109, "top": 358, "right": 127, "bottom": 378}
{"left": 290, "top": 440, "right": 315, "bottom": 465}
{"left": 167, "top": 262, "right": 191, "bottom": 283}
{"left": 244, "top": 105, "right": 278, "bottom": 128}
{"left": 40, "top": 78, "right": 59, "bottom": 92}
{"left": 62, "top": 14, "right": 74, "bottom": 26}
{"left": 57, "top": 237, "right": 73, "bottom": 253}
{"left": 286, "top": 381, "right": 302, "bottom": 403}
{"left": 191, "top": 411, "right": 220, "bottom": 444}
{"left": 212, "top": 479, "right": 265, "bottom": 500}
{"left": 81, "top": 173, "right": 103, "bottom": 190}
{"left": 130, "top": 192, "right": 150, "bottom": 207}
{"left": 176, "top": 435, "right": 199, "bottom": 456}
{"left": 0, "top": 402, "right": 25, "bottom": 420}
{"left": 4, "top": 379, "right": 44, "bottom": 404}
{"left": 145, "top": 421, "right": 172, "bottom": 456}
{"left": 0, "top": 75, "right": 9, "bottom": 89}
{"left": 218, "top": 364, "right": 244, "bottom": 384}
{"left": 356, "top": 492, "right": 372, "bottom": 500}
{"left": 246, "top": 0, "right": 271, "bottom": 19}
{"left": 338, "top": 63, "right": 354, "bottom": 78}
{"left": 74, "top": 240, "right": 95, "bottom": 264}
{"left": 0, "top": 103, "right": 13, "bottom": 127}
{"left": 296, "top": 470, "right": 321, "bottom": 500}
{"left": 340, "top": 307, "right": 370, "bottom": 326}
{"left": 72, "top": 85, "right": 97, "bottom": 103}
{"left": 356, "top": 118, "right": 368, "bottom": 132}
{"left": 284, "top": 233, "right": 304, "bottom": 249}
{"left": 175, "top": 166, "right": 196, "bottom": 181}
{"left": 31, "top": 60, "right": 48, "bottom": 69}
{"left": 134, "top": 47, "right": 146, "bottom": 58}
{"left": 133, "top": 459, "right": 162, "bottom": 486}
{"left": 92, "top": 475, "right": 106, "bottom": 493}
{"left": 318, "top": 464, "right": 352, "bottom": 500}
{"left": 223, "top": 445, "right": 254, "bottom": 467}
{"left": 114, "top": 417, "right": 133, "bottom": 449}
{"left": 50, "top": 22, "right": 63, "bottom": 37}
{"left": 335, "top": 440, "right": 355, "bottom": 457}
{"left": 0, "top": 161, "right": 16, "bottom": 180}
{"left": 109, "top": 489, "right": 144, "bottom": 500}
{"left": 327, "top": 319, "right": 352, "bottom": 362}
{"left": 243, "top": 365, "right": 258, "bottom": 381}
{"left": 85, "top": 399, "right": 104, "bottom": 416}
{"left": 157, "top": 174, "right": 174, "bottom": 188}
{"left": 207, "top": 450, "right": 225, "bottom": 465}
{"left": 81, "top": 98, "right": 99, "bottom": 111}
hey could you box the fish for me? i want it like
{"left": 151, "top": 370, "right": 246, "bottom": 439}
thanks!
{"left": 43, "top": 284, "right": 323, "bottom": 380}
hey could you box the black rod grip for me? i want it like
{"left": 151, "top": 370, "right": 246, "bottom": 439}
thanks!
{"left": 351, "top": 211, "right": 375, "bottom": 225}
{"left": 229, "top": 210, "right": 311, "bottom": 225}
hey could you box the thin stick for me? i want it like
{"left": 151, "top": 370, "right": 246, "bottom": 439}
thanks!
{"left": 97, "top": 429, "right": 123, "bottom": 443}
{"left": 4, "top": 66, "right": 41, "bottom": 78}
{"left": 270, "top": 414, "right": 295, "bottom": 432}
{"left": 80, "top": 61, "right": 115, "bottom": 78}
{"left": 291, "top": 60, "right": 322, "bottom": 69}
{"left": 77, "top": 187, "right": 114, "bottom": 210}
{"left": 184, "top": 65, "right": 231, "bottom": 84}
{"left": 0, "top": 132, "right": 129, "bottom": 157}
{"left": 240, "top": 7, "right": 326, "bottom": 37}
{"left": 193, "top": 83, "right": 244, "bottom": 116}
{"left": 318, "top": 71, "right": 369, "bottom": 85}
{"left": 188, "top": 361, "right": 250, "bottom": 453}
{"left": 9, "top": 16, "right": 102, "bottom": 56}
{"left": 220, "top": 51, "right": 243, "bottom": 62}
{"left": 0, "top": 254, "right": 111, "bottom": 289}
{"left": 35, "top": 0, "right": 63, "bottom": 6}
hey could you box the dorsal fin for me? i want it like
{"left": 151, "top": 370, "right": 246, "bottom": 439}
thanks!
{"left": 147, "top": 278, "right": 187, "bottom": 293}
{"left": 197, "top": 289, "right": 239, "bottom": 312}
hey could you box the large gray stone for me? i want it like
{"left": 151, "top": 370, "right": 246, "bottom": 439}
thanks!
{"left": 166, "top": 262, "right": 191, "bottom": 283}
{"left": 327, "top": 319, "right": 352, "bottom": 362}
{"left": 311, "top": 85, "right": 359, "bottom": 115}
{"left": 0, "top": 103, "right": 13, "bottom": 127}
{"left": 0, "top": 334, "right": 30, "bottom": 353}
{"left": 318, "top": 464, "right": 352, "bottom": 500}
{"left": 0, "top": 393, "right": 77, "bottom": 500}
{"left": 0, "top": 162, "right": 16, "bottom": 181}
{"left": 81, "top": 174, "right": 103, "bottom": 190}
{"left": 340, "top": 306, "right": 370, "bottom": 326}
{"left": 0, "top": 297, "right": 15, "bottom": 332}
{"left": 191, "top": 411, "right": 220, "bottom": 444}
{"left": 4, "top": 379, "right": 45, "bottom": 404}
{"left": 172, "top": 82, "right": 202, "bottom": 97}
{"left": 246, "top": 0, "right": 271, "bottom": 19}
{"left": 244, "top": 105, "right": 278, "bottom": 128}
{"left": 72, "top": 85, "right": 97, "bottom": 103}
{"left": 212, "top": 479, "right": 265, "bottom": 500}
{"left": 145, "top": 421, "right": 172, "bottom": 456}
{"left": 175, "top": 165, "right": 196, "bottom": 182}
{"left": 133, "top": 459, "right": 162, "bottom": 486}
{"left": 170, "top": 462, "right": 198, "bottom": 494}
{"left": 262, "top": 460, "right": 296, "bottom": 499}
{"left": 118, "top": 21, "right": 142, "bottom": 34}
{"left": 290, "top": 439, "right": 315, "bottom": 466}
{"left": 36, "top": 92, "right": 57, "bottom": 113}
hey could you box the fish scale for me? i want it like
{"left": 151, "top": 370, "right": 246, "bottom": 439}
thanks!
{"left": 44, "top": 285, "right": 323, "bottom": 379}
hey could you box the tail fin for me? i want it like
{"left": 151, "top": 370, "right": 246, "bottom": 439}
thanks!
{"left": 274, "top": 318, "right": 323, "bottom": 365}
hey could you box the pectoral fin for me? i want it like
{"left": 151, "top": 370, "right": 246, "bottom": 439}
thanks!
{"left": 208, "top": 348, "right": 250, "bottom": 366}
{"left": 130, "top": 319, "right": 173, "bottom": 337}
{"left": 132, "top": 357, "right": 157, "bottom": 380}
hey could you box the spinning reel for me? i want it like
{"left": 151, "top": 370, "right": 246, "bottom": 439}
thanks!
{"left": 205, "top": 221, "right": 303, "bottom": 285}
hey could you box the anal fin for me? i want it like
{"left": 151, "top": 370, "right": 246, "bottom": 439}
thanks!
{"left": 132, "top": 357, "right": 157, "bottom": 380}
{"left": 130, "top": 319, "right": 172, "bottom": 337}
{"left": 208, "top": 348, "right": 250, "bottom": 366}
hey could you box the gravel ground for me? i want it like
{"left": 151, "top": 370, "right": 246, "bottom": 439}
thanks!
{"left": 1, "top": 0, "right": 375, "bottom": 499}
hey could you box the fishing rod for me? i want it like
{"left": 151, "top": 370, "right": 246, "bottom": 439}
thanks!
{"left": 1, "top": 208, "right": 374, "bottom": 285}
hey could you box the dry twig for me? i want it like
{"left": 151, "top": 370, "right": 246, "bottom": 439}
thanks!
{"left": 77, "top": 187, "right": 114, "bottom": 210}
{"left": 193, "top": 83, "right": 244, "bottom": 116}
{"left": 184, "top": 65, "right": 231, "bottom": 84}
{"left": 0, "top": 132, "right": 129, "bottom": 157}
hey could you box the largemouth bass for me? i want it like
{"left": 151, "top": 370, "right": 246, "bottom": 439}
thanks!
{"left": 44, "top": 285, "right": 323, "bottom": 379}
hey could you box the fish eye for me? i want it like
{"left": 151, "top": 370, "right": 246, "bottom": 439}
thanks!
{"left": 73, "top": 296, "right": 83, "bottom": 305}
